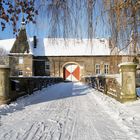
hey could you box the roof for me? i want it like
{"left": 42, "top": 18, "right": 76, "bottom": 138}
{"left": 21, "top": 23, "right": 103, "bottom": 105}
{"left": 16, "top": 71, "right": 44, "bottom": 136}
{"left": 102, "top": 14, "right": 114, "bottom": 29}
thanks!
{"left": 10, "top": 28, "right": 30, "bottom": 53}
{"left": 0, "top": 38, "right": 126, "bottom": 56}
{"left": 0, "top": 39, "right": 15, "bottom": 53}
{"left": 30, "top": 38, "right": 111, "bottom": 56}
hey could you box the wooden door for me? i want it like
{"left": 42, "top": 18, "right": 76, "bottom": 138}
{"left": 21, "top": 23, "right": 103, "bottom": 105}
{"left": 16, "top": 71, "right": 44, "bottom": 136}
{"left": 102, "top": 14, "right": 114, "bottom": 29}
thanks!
{"left": 64, "top": 64, "right": 80, "bottom": 81}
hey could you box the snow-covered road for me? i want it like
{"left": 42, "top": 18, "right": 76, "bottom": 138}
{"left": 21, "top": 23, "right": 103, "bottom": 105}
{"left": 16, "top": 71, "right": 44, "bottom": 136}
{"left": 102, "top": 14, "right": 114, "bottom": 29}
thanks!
{"left": 0, "top": 82, "right": 140, "bottom": 140}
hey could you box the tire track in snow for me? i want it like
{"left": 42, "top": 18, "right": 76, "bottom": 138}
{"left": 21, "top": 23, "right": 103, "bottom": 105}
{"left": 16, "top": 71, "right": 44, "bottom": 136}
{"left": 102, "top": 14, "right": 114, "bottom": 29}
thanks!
{"left": 0, "top": 86, "right": 71, "bottom": 140}
{"left": 87, "top": 88, "right": 129, "bottom": 140}
{"left": 71, "top": 84, "right": 103, "bottom": 140}
{"left": 0, "top": 82, "right": 137, "bottom": 140}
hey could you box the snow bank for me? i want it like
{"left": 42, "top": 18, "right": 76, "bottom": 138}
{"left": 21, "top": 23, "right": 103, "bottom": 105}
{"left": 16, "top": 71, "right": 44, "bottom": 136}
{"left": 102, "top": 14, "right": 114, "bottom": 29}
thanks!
{"left": 91, "top": 88, "right": 140, "bottom": 140}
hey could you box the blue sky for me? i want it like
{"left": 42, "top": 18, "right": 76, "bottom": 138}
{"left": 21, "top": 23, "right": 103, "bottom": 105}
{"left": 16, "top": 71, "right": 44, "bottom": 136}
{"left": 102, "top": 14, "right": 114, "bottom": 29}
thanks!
{"left": 0, "top": 0, "right": 110, "bottom": 39}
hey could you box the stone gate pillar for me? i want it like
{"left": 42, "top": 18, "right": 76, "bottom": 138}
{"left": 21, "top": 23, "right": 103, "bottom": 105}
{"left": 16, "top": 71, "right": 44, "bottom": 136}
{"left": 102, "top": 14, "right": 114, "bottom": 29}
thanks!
{"left": 0, "top": 65, "right": 10, "bottom": 104}
{"left": 119, "top": 62, "right": 137, "bottom": 102}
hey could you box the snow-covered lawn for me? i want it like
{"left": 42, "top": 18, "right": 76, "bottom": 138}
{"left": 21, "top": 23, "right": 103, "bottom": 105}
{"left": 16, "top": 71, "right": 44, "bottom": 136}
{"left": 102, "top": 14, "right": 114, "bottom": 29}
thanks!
{"left": 0, "top": 82, "right": 140, "bottom": 140}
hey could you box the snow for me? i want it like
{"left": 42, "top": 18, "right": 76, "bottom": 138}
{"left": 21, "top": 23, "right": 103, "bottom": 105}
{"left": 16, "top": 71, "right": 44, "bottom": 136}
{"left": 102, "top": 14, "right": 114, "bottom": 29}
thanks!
{"left": 0, "top": 65, "right": 9, "bottom": 68}
{"left": 30, "top": 38, "right": 111, "bottom": 56}
{"left": 0, "top": 38, "right": 111, "bottom": 56}
{"left": 0, "top": 39, "right": 15, "bottom": 53}
{"left": 0, "top": 37, "right": 128, "bottom": 56}
{"left": 0, "top": 82, "right": 140, "bottom": 140}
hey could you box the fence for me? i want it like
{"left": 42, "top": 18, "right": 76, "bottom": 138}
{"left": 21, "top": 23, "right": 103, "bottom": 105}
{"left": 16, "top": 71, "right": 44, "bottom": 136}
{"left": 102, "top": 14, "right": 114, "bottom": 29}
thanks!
{"left": 9, "top": 76, "right": 64, "bottom": 102}
{"left": 84, "top": 75, "right": 121, "bottom": 101}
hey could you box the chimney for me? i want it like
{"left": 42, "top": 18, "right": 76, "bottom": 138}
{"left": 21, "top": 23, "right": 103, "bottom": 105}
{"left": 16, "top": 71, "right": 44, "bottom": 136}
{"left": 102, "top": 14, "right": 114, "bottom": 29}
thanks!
{"left": 33, "top": 36, "right": 37, "bottom": 48}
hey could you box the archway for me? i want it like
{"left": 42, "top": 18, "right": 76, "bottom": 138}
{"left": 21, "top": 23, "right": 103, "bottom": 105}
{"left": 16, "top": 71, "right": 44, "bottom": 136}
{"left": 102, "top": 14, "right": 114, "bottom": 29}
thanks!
{"left": 63, "top": 62, "right": 80, "bottom": 81}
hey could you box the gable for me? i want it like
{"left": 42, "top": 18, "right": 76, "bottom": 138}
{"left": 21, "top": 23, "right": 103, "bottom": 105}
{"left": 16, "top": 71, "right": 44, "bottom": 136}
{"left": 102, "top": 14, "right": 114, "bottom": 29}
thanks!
{"left": 10, "top": 29, "right": 30, "bottom": 53}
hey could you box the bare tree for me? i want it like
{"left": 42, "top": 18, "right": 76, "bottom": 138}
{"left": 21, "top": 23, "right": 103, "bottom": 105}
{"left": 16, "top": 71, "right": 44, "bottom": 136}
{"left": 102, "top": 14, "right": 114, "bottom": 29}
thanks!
{"left": 34, "top": 0, "right": 97, "bottom": 39}
{"left": 0, "top": 0, "right": 38, "bottom": 34}
{"left": 2, "top": 0, "right": 139, "bottom": 58}
{"left": 0, "top": 48, "right": 8, "bottom": 65}
{"left": 103, "top": 0, "right": 140, "bottom": 60}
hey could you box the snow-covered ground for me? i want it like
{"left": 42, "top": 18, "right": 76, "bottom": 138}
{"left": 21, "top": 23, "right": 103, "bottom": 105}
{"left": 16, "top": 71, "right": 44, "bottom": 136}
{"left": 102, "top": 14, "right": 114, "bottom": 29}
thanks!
{"left": 0, "top": 82, "right": 140, "bottom": 140}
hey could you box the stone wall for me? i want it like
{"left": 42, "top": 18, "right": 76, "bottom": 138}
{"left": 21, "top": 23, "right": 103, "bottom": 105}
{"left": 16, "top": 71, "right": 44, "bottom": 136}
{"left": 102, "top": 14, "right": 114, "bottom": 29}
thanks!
{"left": 9, "top": 55, "right": 139, "bottom": 79}
{"left": 84, "top": 62, "right": 137, "bottom": 103}
{"left": 119, "top": 62, "right": 137, "bottom": 102}
{"left": 0, "top": 66, "right": 10, "bottom": 104}
{"left": 9, "top": 54, "right": 33, "bottom": 77}
{"left": 46, "top": 55, "right": 127, "bottom": 79}
{"left": 0, "top": 76, "right": 64, "bottom": 105}
{"left": 33, "top": 55, "right": 138, "bottom": 80}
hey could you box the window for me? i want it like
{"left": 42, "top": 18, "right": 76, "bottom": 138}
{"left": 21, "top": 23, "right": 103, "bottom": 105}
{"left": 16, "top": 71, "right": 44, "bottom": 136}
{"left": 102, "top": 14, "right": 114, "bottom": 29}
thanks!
{"left": 45, "top": 61, "right": 50, "bottom": 75}
{"left": 45, "top": 61, "right": 50, "bottom": 71}
{"left": 95, "top": 64, "right": 100, "bottom": 74}
{"left": 18, "top": 70, "right": 23, "bottom": 76}
{"left": 19, "top": 57, "right": 23, "bottom": 64}
{"left": 104, "top": 64, "right": 109, "bottom": 74}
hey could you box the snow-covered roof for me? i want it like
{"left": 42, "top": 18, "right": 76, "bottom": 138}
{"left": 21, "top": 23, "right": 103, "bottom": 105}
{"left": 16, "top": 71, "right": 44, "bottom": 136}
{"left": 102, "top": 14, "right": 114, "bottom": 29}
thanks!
{"left": 0, "top": 38, "right": 124, "bottom": 56}
{"left": 29, "top": 38, "right": 111, "bottom": 56}
{"left": 0, "top": 39, "right": 15, "bottom": 53}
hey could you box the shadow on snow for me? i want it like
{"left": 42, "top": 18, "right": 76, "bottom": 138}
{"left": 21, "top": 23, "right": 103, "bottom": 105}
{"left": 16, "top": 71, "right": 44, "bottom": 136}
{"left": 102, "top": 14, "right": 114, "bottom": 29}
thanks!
{"left": 0, "top": 82, "right": 89, "bottom": 116}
